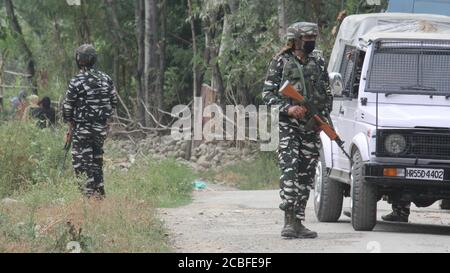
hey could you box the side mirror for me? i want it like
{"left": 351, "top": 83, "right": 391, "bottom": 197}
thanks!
{"left": 329, "top": 72, "right": 344, "bottom": 97}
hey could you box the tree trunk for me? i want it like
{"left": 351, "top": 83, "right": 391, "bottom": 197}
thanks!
{"left": 104, "top": 0, "right": 129, "bottom": 60}
{"left": 158, "top": 0, "right": 167, "bottom": 121}
{"left": 0, "top": 51, "right": 5, "bottom": 111}
{"left": 135, "top": 0, "right": 146, "bottom": 125}
{"left": 79, "top": 0, "right": 91, "bottom": 43}
{"left": 203, "top": 4, "right": 226, "bottom": 107}
{"left": 187, "top": 0, "right": 198, "bottom": 97}
{"left": 52, "top": 15, "right": 71, "bottom": 81}
{"left": 113, "top": 49, "right": 120, "bottom": 89}
{"left": 278, "top": 0, "right": 287, "bottom": 40}
{"left": 144, "top": 0, "right": 159, "bottom": 126}
{"left": 4, "top": 0, "right": 37, "bottom": 95}
{"left": 186, "top": 0, "right": 198, "bottom": 159}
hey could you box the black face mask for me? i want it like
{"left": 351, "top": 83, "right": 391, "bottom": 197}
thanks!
{"left": 303, "top": 41, "right": 316, "bottom": 54}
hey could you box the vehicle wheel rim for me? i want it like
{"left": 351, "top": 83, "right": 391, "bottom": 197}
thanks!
{"left": 314, "top": 161, "right": 323, "bottom": 206}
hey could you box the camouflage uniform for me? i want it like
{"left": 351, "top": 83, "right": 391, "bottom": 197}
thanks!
{"left": 262, "top": 24, "right": 332, "bottom": 222}
{"left": 63, "top": 45, "right": 117, "bottom": 198}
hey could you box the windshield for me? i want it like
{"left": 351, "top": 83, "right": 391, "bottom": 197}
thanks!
{"left": 366, "top": 40, "right": 450, "bottom": 96}
{"left": 388, "top": 0, "right": 450, "bottom": 17}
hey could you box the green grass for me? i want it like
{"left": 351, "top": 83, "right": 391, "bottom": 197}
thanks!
{"left": 0, "top": 122, "right": 68, "bottom": 198}
{"left": 0, "top": 121, "right": 196, "bottom": 253}
{"left": 204, "top": 152, "right": 280, "bottom": 190}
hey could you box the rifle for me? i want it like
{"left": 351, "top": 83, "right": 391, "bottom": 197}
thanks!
{"left": 279, "top": 81, "right": 353, "bottom": 163}
{"left": 60, "top": 124, "right": 74, "bottom": 174}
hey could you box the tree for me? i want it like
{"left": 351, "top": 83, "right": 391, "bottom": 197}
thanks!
{"left": 277, "top": 0, "right": 287, "bottom": 39}
{"left": 4, "top": 0, "right": 37, "bottom": 94}
{"left": 201, "top": 0, "right": 227, "bottom": 107}
{"left": 143, "top": 0, "right": 157, "bottom": 124}
{"left": 135, "top": 0, "right": 146, "bottom": 125}
{"left": 0, "top": 0, "right": 382, "bottom": 130}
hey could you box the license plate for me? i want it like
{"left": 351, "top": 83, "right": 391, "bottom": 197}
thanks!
{"left": 405, "top": 168, "right": 445, "bottom": 181}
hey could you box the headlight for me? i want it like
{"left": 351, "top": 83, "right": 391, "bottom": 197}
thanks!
{"left": 384, "top": 134, "right": 407, "bottom": 155}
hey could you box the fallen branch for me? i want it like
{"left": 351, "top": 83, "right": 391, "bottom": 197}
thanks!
{"left": 116, "top": 92, "right": 133, "bottom": 121}
{"left": 0, "top": 85, "right": 37, "bottom": 89}
{"left": 139, "top": 99, "right": 171, "bottom": 129}
{"left": 4, "top": 70, "right": 32, "bottom": 77}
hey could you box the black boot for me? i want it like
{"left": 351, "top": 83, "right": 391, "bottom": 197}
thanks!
{"left": 294, "top": 218, "right": 318, "bottom": 239}
{"left": 281, "top": 211, "right": 297, "bottom": 238}
{"left": 381, "top": 211, "right": 408, "bottom": 223}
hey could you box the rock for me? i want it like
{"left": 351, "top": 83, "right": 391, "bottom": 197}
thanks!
{"left": 189, "top": 162, "right": 199, "bottom": 170}
{"left": 197, "top": 156, "right": 211, "bottom": 168}
{"left": 118, "top": 162, "right": 132, "bottom": 169}
{"left": 180, "top": 142, "right": 189, "bottom": 151}
{"left": 128, "top": 154, "right": 136, "bottom": 164}
{"left": 199, "top": 143, "right": 208, "bottom": 153}
{"left": 213, "top": 154, "right": 221, "bottom": 162}
{"left": 206, "top": 149, "right": 217, "bottom": 161}
{"left": 162, "top": 135, "right": 177, "bottom": 146}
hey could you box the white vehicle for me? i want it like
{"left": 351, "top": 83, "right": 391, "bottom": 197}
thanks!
{"left": 314, "top": 13, "right": 450, "bottom": 231}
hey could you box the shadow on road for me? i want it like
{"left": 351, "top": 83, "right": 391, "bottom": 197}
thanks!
{"left": 373, "top": 221, "right": 450, "bottom": 236}
{"left": 340, "top": 209, "right": 450, "bottom": 236}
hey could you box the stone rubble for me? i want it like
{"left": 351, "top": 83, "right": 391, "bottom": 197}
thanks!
{"left": 106, "top": 135, "right": 261, "bottom": 172}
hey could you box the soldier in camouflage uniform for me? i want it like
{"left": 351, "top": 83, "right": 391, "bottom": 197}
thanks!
{"left": 62, "top": 44, "right": 118, "bottom": 199}
{"left": 382, "top": 201, "right": 410, "bottom": 223}
{"left": 262, "top": 22, "right": 333, "bottom": 239}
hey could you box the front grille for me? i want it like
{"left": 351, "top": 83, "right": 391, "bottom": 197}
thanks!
{"left": 377, "top": 129, "right": 450, "bottom": 160}
{"left": 367, "top": 40, "right": 450, "bottom": 96}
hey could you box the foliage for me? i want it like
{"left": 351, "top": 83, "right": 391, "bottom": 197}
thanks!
{"left": 0, "top": 121, "right": 196, "bottom": 252}
{"left": 204, "top": 152, "right": 280, "bottom": 190}
{"left": 0, "top": 121, "right": 70, "bottom": 198}
{"left": 106, "top": 157, "right": 196, "bottom": 208}
{"left": 0, "top": 0, "right": 389, "bottom": 117}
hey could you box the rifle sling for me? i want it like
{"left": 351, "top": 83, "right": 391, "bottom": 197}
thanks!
{"left": 293, "top": 57, "right": 309, "bottom": 100}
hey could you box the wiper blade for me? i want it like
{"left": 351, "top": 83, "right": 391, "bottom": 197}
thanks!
{"left": 400, "top": 85, "right": 437, "bottom": 91}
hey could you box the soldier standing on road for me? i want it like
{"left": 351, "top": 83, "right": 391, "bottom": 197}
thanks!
{"left": 382, "top": 201, "right": 410, "bottom": 223}
{"left": 262, "top": 22, "right": 333, "bottom": 239}
{"left": 62, "top": 44, "right": 118, "bottom": 199}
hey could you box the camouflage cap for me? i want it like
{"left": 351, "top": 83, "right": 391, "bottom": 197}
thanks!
{"left": 75, "top": 44, "right": 97, "bottom": 67}
{"left": 286, "top": 22, "right": 319, "bottom": 41}
{"left": 76, "top": 44, "right": 96, "bottom": 57}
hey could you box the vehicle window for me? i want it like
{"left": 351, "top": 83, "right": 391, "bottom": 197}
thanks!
{"left": 388, "top": 0, "right": 450, "bottom": 17}
{"left": 366, "top": 40, "right": 450, "bottom": 96}
{"left": 340, "top": 45, "right": 356, "bottom": 98}
{"left": 339, "top": 46, "right": 361, "bottom": 99}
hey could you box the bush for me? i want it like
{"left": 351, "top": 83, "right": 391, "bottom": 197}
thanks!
{"left": 107, "top": 158, "right": 195, "bottom": 208}
{"left": 0, "top": 122, "right": 197, "bottom": 252}
{"left": 0, "top": 122, "right": 70, "bottom": 198}
{"left": 206, "top": 152, "right": 280, "bottom": 190}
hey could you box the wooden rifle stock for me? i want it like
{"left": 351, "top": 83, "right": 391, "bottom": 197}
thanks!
{"left": 279, "top": 81, "right": 352, "bottom": 162}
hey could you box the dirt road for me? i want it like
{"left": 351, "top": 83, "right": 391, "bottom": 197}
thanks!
{"left": 159, "top": 183, "right": 450, "bottom": 253}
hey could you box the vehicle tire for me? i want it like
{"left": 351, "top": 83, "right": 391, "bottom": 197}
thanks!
{"left": 440, "top": 199, "right": 450, "bottom": 210}
{"left": 314, "top": 147, "right": 344, "bottom": 222}
{"left": 351, "top": 150, "right": 378, "bottom": 231}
